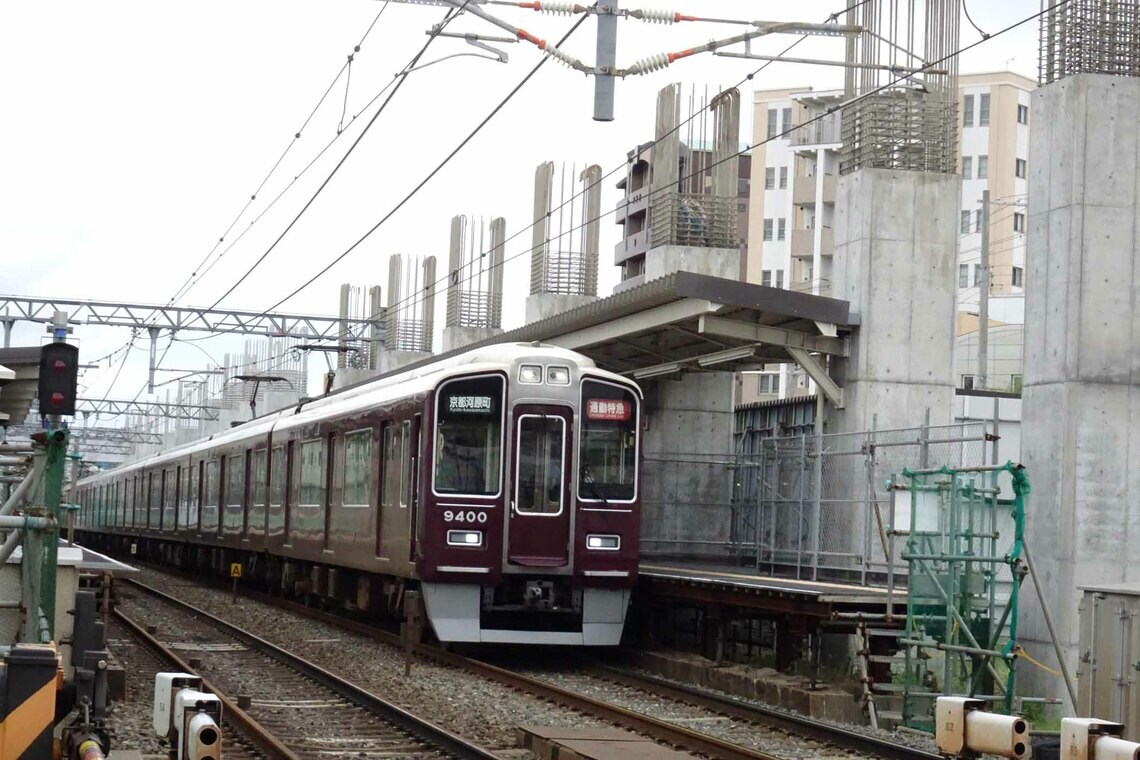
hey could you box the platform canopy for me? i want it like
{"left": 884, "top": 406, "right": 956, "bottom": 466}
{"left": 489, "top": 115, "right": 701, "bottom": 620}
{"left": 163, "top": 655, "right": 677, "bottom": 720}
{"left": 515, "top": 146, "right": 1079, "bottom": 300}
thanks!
{"left": 367, "top": 272, "right": 853, "bottom": 404}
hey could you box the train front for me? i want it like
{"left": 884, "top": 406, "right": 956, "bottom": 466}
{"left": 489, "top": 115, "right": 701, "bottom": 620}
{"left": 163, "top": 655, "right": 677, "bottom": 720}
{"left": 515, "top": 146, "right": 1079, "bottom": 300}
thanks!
{"left": 418, "top": 350, "right": 641, "bottom": 645}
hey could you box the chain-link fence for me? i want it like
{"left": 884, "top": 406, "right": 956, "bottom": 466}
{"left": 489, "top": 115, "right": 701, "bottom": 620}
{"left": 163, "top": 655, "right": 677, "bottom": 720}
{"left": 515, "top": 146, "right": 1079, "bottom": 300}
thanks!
{"left": 641, "top": 421, "right": 995, "bottom": 586}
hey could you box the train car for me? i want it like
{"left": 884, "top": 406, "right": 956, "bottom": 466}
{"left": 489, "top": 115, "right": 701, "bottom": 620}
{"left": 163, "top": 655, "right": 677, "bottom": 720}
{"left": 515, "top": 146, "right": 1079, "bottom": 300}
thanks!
{"left": 74, "top": 342, "right": 642, "bottom": 645}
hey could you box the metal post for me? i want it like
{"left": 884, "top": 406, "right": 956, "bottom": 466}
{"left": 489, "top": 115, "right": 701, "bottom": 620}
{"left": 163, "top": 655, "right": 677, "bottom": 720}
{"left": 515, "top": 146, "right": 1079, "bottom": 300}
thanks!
{"left": 593, "top": 0, "right": 618, "bottom": 121}
{"left": 1, "top": 316, "right": 13, "bottom": 348}
{"left": 810, "top": 421, "right": 823, "bottom": 581}
{"left": 1020, "top": 536, "right": 1079, "bottom": 707}
{"left": 147, "top": 326, "right": 160, "bottom": 394}
{"left": 20, "top": 430, "right": 67, "bottom": 643}
{"left": 0, "top": 467, "right": 39, "bottom": 517}
{"left": 978, "top": 189, "right": 990, "bottom": 390}
{"left": 920, "top": 408, "right": 930, "bottom": 468}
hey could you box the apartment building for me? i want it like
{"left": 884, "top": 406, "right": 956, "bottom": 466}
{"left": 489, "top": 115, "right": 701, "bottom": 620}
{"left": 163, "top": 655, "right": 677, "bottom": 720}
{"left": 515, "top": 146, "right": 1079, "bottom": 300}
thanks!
{"left": 740, "top": 72, "right": 1035, "bottom": 403}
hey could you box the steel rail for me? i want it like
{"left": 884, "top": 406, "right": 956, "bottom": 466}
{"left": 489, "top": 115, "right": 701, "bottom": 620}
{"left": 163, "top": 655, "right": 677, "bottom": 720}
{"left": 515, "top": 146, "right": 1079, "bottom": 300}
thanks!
{"left": 121, "top": 578, "right": 501, "bottom": 760}
{"left": 114, "top": 607, "right": 301, "bottom": 760}
{"left": 588, "top": 665, "right": 941, "bottom": 760}
{"left": 119, "top": 565, "right": 930, "bottom": 760}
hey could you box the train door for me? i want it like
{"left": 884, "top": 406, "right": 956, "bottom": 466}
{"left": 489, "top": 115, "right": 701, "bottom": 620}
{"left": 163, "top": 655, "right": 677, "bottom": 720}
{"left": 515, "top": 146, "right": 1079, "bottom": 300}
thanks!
{"left": 405, "top": 417, "right": 421, "bottom": 561}
{"left": 507, "top": 406, "right": 572, "bottom": 567}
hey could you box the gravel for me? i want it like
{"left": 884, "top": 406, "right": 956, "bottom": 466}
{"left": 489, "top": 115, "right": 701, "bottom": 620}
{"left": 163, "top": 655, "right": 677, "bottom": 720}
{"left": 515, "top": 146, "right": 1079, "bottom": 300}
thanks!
{"left": 123, "top": 567, "right": 606, "bottom": 757}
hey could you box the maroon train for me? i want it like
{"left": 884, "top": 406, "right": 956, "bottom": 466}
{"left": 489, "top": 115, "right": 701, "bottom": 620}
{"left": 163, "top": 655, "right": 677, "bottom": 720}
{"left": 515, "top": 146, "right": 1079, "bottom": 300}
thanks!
{"left": 75, "top": 342, "right": 642, "bottom": 644}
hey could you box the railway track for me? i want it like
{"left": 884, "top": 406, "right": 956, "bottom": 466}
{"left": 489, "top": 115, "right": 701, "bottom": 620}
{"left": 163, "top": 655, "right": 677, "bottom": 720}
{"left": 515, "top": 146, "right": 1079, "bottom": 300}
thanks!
{"left": 107, "top": 617, "right": 267, "bottom": 759}
{"left": 118, "top": 579, "right": 500, "bottom": 760}
{"left": 118, "top": 567, "right": 940, "bottom": 760}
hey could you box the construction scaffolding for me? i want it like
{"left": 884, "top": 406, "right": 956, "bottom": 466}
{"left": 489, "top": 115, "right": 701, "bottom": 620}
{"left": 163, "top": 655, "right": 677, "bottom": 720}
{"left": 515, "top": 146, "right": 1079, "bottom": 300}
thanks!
{"left": 890, "top": 462, "right": 1029, "bottom": 730}
{"left": 385, "top": 254, "right": 436, "bottom": 353}
{"left": 1039, "top": 0, "right": 1140, "bottom": 83}
{"left": 446, "top": 215, "right": 505, "bottom": 330}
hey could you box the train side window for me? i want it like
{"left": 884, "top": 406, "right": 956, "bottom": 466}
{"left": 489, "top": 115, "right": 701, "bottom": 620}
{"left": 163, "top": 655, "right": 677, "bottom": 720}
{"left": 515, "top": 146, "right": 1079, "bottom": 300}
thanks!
{"left": 269, "top": 445, "right": 284, "bottom": 507}
{"left": 381, "top": 423, "right": 399, "bottom": 508}
{"left": 189, "top": 461, "right": 200, "bottom": 531}
{"left": 253, "top": 448, "right": 268, "bottom": 509}
{"left": 400, "top": 420, "right": 412, "bottom": 508}
{"left": 299, "top": 439, "right": 325, "bottom": 507}
{"left": 204, "top": 460, "right": 219, "bottom": 524}
{"left": 343, "top": 429, "right": 372, "bottom": 507}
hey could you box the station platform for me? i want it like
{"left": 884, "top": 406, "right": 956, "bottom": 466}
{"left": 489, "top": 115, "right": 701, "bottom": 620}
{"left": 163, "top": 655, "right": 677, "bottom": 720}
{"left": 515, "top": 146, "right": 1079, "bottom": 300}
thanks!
{"left": 638, "top": 561, "right": 906, "bottom": 621}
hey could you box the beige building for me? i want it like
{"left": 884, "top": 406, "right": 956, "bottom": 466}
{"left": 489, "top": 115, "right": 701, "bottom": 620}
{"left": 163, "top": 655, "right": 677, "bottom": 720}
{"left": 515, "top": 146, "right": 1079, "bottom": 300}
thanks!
{"left": 739, "top": 72, "right": 1036, "bottom": 404}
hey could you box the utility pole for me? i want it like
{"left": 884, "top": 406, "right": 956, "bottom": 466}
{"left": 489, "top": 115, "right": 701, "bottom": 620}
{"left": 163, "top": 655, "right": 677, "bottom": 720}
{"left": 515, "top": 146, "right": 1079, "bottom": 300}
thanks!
{"left": 593, "top": 0, "right": 618, "bottom": 122}
{"left": 977, "top": 189, "right": 990, "bottom": 391}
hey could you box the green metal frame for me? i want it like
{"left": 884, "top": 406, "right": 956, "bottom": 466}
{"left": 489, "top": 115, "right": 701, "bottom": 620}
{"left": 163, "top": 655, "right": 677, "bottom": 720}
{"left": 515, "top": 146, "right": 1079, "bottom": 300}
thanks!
{"left": 892, "top": 461, "right": 1028, "bottom": 730}
{"left": 19, "top": 429, "right": 69, "bottom": 643}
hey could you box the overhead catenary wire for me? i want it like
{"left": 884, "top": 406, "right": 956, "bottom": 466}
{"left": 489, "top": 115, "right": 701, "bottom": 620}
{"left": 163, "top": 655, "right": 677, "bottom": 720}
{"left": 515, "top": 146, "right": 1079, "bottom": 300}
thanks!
{"left": 205, "top": 1, "right": 472, "bottom": 311}
{"left": 261, "top": 0, "right": 872, "bottom": 314}
{"left": 163, "top": 1, "right": 394, "bottom": 310}
{"left": 290, "top": 0, "right": 1061, "bottom": 328}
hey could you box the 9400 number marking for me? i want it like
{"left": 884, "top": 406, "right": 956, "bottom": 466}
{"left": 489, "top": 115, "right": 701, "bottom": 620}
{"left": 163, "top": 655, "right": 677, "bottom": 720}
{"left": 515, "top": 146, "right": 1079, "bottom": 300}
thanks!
{"left": 443, "top": 510, "right": 488, "bottom": 524}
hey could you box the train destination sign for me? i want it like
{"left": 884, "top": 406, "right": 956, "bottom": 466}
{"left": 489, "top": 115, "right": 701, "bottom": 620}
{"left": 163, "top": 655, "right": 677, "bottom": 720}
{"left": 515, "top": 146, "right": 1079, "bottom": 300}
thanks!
{"left": 447, "top": 395, "right": 494, "bottom": 413}
{"left": 586, "top": 399, "right": 630, "bottom": 421}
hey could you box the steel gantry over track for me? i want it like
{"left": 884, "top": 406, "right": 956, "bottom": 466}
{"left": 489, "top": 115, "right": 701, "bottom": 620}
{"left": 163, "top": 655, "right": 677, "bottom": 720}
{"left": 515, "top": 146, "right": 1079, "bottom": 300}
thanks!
{"left": 0, "top": 296, "right": 384, "bottom": 342}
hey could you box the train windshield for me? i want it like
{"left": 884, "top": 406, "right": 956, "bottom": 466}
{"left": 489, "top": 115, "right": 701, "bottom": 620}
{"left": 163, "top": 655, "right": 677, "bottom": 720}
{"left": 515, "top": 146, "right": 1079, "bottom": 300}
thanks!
{"left": 578, "top": 379, "right": 638, "bottom": 502}
{"left": 434, "top": 375, "right": 504, "bottom": 496}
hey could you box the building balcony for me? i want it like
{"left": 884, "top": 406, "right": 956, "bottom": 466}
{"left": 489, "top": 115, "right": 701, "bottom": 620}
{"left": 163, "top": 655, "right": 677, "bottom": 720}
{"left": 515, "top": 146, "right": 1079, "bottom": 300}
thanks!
{"left": 614, "top": 187, "right": 648, "bottom": 225}
{"left": 790, "top": 227, "right": 833, "bottom": 258}
{"left": 791, "top": 116, "right": 843, "bottom": 149}
{"left": 791, "top": 175, "right": 836, "bottom": 207}
{"left": 614, "top": 229, "right": 649, "bottom": 265}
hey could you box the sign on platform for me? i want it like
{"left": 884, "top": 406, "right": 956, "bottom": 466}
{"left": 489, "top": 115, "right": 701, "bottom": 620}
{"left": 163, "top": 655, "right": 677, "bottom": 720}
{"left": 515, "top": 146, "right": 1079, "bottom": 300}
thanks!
{"left": 130, "top": 543, "right": 137, "bottom": 556}
{"left": 230, "top": 562, "right": 242, "bottom": 578}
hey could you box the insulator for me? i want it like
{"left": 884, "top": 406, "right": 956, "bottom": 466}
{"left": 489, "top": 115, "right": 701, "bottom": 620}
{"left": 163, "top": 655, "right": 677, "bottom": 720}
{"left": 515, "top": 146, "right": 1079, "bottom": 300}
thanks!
{"left": 536, "top": 1, "right": 579, "bottom": 15}
{"left": 627, "top": 53, "right": 671, "bottom": 75}
{"left": 544, "top": 44, "right": 579, "bottom": 69}
{"left": 631, "top": 7, "right": 677, "bottom": 24}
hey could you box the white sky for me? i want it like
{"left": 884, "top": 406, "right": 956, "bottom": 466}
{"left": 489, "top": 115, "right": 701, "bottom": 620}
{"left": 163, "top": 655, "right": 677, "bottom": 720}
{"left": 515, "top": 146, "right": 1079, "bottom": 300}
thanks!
{"left": 0, "top": 0, "right": 1042, "bottom": 414}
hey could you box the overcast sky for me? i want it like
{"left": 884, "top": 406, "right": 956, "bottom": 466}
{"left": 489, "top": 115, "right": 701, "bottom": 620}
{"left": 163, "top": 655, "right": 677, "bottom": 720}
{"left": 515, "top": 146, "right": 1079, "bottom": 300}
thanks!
{"left": 0, "top": 0, "right": 1042, "bottom": 416}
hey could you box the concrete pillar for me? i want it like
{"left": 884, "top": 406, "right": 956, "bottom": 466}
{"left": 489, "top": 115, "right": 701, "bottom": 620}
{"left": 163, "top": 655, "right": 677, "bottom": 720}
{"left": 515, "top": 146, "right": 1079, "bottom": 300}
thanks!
{"left": 1019, "top": 73, "right": 1140, "bottom": 709}
{"left": 830, "top": 168, "right": 959, "bottom": 433}
{"left": 638, "top": 372, "right": 735, "bottom": 557}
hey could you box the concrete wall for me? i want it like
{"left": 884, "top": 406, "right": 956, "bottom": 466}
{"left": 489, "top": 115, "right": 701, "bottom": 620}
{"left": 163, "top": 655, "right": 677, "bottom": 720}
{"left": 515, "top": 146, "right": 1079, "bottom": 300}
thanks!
{"left": 524, "top": 294, "right": 596, "bottom": 325}
{"left": 1020, "top": 73, "right": 1140, "bottom": 708}
{"left": 830, "top": 168, "right": 960, "bottom": 433}
{"left": 643, "top": 244, "right": 740, "bottom": 284}
{"left": 442, "top": 326, "right": 502, "bottom": 353}
{"left": 639, "top": 372, "right": 736, "bottom": 557}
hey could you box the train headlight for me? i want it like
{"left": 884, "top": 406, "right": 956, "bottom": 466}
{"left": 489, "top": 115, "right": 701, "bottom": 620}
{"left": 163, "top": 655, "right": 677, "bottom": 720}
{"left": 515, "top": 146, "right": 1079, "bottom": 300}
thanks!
{"left": 447, "top": 530, "right": 483, "bottom": 547}
{"left": 587, "top": 534, "right": 621, "bottom": 550}
{"left": 546, "top": 366, "right": 570, "bottom": 385}
{"left": 519, "top": 364, "right": 543, "bottom": 384}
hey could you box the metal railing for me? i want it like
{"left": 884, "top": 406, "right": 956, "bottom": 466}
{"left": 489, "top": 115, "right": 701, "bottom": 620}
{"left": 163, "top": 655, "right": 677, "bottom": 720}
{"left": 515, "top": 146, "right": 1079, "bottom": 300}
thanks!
{"left": 640, "top": 419, "right": 996, "bottom": 587}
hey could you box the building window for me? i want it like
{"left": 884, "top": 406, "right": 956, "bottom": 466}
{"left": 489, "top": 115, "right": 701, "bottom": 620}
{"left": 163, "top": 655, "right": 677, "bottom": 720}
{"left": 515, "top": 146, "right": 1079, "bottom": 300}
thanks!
{"left": 1011, "top": 374, "right": 1023, "bottom": 394}
{"left": 762, "top": 270, "right": 772, "bottom": 287}
{"left": 781, "top": 107, "right": 792, "bottom": 134}
{"left": 1017, "top": 104, "right": 1029, "bottom": 124}
{"left": 961, "top": 156, "right": 972, "bottom": 178}
{"left": 1014, "top": 212, "right": 1026, "bottom": 232}
{"left": 974, "top": 265, "right": 984, "bottom": 287}
{"left": 977, "top": 155, "right": 988, "bottom": 179}
{"left": 961, "top": 374, "right": 975, "bottom": 390}
{"left": 777, "top": 218, "right": 786, "bottom": 241}
{"left": 759, "top": 373, "right": 781, "bottom": 395}
{"left": 1012, "top": 265, "right": 1024, "bottom": 287}
{"left": 767, "top": 108, "right": 778, "bottom": 139}
{"left": 959, "top": 263, "right": 970, "bottom": 287}
{"left": 775, "top": 269, "right": 784, "bottom": 289}
{"left": 765, "top": 167, "right": 776, "bottom": 189}
{"left": 960, "top": 210, "right": 971, "bottom": 234}
{"left": 963, "top": 94, "right": 974, "bottom": 127}
{"left": 979, "top": 93, "right": 990, "bottom": 126}
{"left": 975, "top": 210, "right": 983, "bottom": 233}
{"left": 779, "top": 166, "right": 788, "bottom": 189}
{"left": 763, "top": 218, "right": 773, "bottom": 241}
{"left": 1015, "top": 158, "right": 1027, "bottom": 178}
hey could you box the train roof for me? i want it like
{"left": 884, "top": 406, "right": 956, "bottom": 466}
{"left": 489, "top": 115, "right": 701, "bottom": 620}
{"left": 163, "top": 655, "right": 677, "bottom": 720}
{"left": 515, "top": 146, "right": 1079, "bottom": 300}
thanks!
{"left": 76, "top": 342, "right": 635, "bottom": 485}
